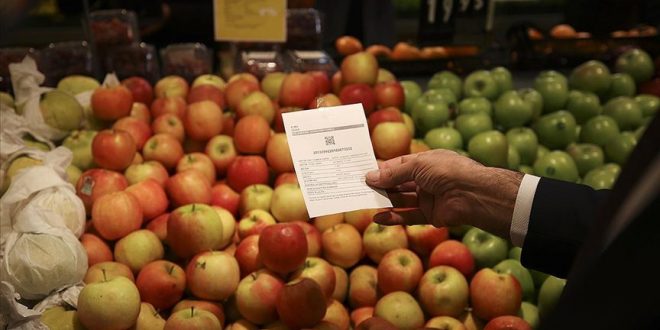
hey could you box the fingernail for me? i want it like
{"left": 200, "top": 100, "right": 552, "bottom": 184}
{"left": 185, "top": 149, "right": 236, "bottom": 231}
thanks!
{"left": 365, "top": 170, "right": 380, "bottom": 182}
{"left": 373, "top": 212, "right": 389, "bottom": 224}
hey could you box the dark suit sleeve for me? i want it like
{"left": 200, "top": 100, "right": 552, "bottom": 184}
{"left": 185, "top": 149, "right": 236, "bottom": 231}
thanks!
{"left": 520, "top": 178, "right": 610, "bottom": 278}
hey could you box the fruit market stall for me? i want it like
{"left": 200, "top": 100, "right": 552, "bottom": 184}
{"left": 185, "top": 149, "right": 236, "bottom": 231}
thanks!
{"left": 1, "top": 1, "right": 659, "bottom": 330}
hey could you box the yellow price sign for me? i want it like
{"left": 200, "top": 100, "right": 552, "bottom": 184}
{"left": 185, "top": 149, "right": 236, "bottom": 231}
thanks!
{"left": 214, "top": 0, "right": 287, "bottom": 42}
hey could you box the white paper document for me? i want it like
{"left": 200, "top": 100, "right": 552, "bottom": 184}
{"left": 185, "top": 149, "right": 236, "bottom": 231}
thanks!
{"left": 282, "top": 104, "right": 393, "bottom": 217}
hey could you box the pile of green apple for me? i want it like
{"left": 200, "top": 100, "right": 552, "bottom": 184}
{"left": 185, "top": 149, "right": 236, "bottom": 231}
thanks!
{"left": 1, "top": 47, "right": 656, "bottom": 330}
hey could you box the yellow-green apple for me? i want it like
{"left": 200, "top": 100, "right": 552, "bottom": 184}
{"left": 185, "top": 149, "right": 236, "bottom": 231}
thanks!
{"left": 483, "top": 315, "right": 531, "bottom": 330}
{"left": 270, "top": 183, "right": 309, "bottom": 222}
{"left": 146, "top": 212, "right": 169, "bottom": 241}
{"left": 225, "top": 78, "right": 260, "bottom": 110}
{"left": 131, "top": 302, "right": 166, "bottom": 330}
{"left": 314, "top": 213, "right": 345, "bottom": 233}
{"left": 429, "top": 240, "right": 475, "bottom": 278}
{"left": 374, "top": 81, "right": 404, "bottom": 109}
{"left": 235, "top": 234, "right": 264, "bottom": 277}
{"left": 66, "top": 164, "right": 82, "bottom": 186}
{"left": 348, "top": 265, "right": 378, "bottom": 308}
{"left": 40, "top": 306, "right": 85, "bottom": 330}
{"left": 206, "top": 135, "right": 237, "bottom": 176}
{"left": 323, "top": 299, "right": 350, "bottom": 330}
{"left": 91, "top": 85, "right": 133, "bottom": 121}
{"left": 374, "top": 291, "right": 425, "bottom": 329}
{"left": 259, "top": 223, "right": 308, "bottom": 274}
{"left": 417, "top": 266, "right": 469, "bottom": 317}
{"left": 151, "top": 96, "right": 186, "bottom": 119}
{"left": 371, "top": 122, "right": 411, "bottom": 160}
{"left": 92, "top": 191, "right": 143, "bottom": 240}
{"left": 459, "top": 311, "right": 486, "bottom": 330}
{"left": 184, "top": 100, "right": 223, "bottom": 141}
{"left": 126, "top": 178, "right": 169, "bottom": 221}
{"left": 462, "top": 227, "right": 508, "bottom": 269}
{"left": 239, "top": 184, "right": 273, "bottom": 214}
{"left": 177, "top": 152, "right": 216, "bottom": 185}
{"left": 81, "top": 233, "right": 113, "bottom": 266}
{"left": 310, "top": 93, "right": 342, "bottom": 109}
{"left": 76, "top": 168, "right": 127, "bottom": 212}
{"left": 58, "top": 74, "right": 100, "bottom": 95}
{"left": 227, "top": 319, "right": 258, "bottom": 330}
{"left": 155, "top": 75, "right": 189, "bottom": 99}
{"left": 211, "top": 182, "right": 240, "bottom": 215}
{"left": 113, "top": 117, "right": 152, "bottom": 151}
{"left": 92, "top": 129, "right": 137, "bottom": 171}
{"left": 188, "top": 84, "right": 226, "bottom": 108}
{"left": 377, "top": 248, "right": 423, "bottom": 294}
{"left": 130, "top": 102, "right": 151, "bottom": 123}
{"left": 275, "top": 278, "right": 327, "bottom": 329}
{"left": 167, "top": 203, "right": 223, "bottom": 258}
{"left": 237, "top": 91, "right": 275, "bottom": 123}
{"left": 114, "top": 229, "right": 164, "bottom": 273}
{"left": 341, "top": 52, "right": 378, "bottom": 86}
{"left": 279, "top": 72, "right": 319, "bottom": 108}
{"left": 399, "top": 110, "right": 413, "bottom": 136}
{"left": 406, "top": 225, "right": 449, "bottom": 256}
{"left": 125, "top": 160, "right": 169, "bottom": 187}
{"left": 152, "top": 113, "right": 185, "bottom": 142}
{"left": 143, "top": 133, "right": 184, "bottom": 170}
{"left": 62, "top": 129, "right": 97, "bottom": 171}
{"left": 309, "top": 70, "right": 331, "bottom": 95}
{"left": 121, "top": 76, "right": 153, "bottom": 105}
{"left": 136, "top": 260, "right": 186, "bottom": 310}
{"left": 351, "top": 307, "right": 374, "bottom": 328}
{"left": 164, "top": 307, "right": 222, "bottom": 330}
{"left": 84, "top": 261, "right": 135, "bottom": 284}
{"left": 193, "top": 74, "right": 226, "bottom": 90}
{"left": 236, "top": 270, "right": 284, "bottom": 325}
{"left": 166, "top": 169, "right": 212, "bottom": 206}
{"left": 291, "top": 257, "right": 337, "bottom": 300}
{"left": 292, "top": 221, "right": 322, "bottom": 257}
{"left": 332, "top": 266, "right": 348, "bottom": 302}
{"left": 77, "top": 275, "right": 141, "bottom": 330}
{"left": 233, "top": 114, "right": 271, "bottom": 154}
{"left": 261, "top": 72, "right": 287, "bottom": 100}
{"left": 537, "top": 276, "right": 566, "bottom": 320}
{"left": 470, "top": 268, "right": 522, "bottom": 320}
{"left": 340, "top": 83, "right": 376, "bottom": 115}
{"left": 367, "top": 107, "right": 404, "bottom": 133}
{"left": 265, "top": 133, "right": 294, "bottom": 173}
{"left": 363, "top": 223, "right": 408, "bottom": 263}
{"left": 377, "top": 68, "right": 396, "bottom": 83}
{"left": 172, "top": 300, "right": 225, "bottom": 326}
{"left": 322, "top": 223, "right": 363, "bottom": 268}
{"left": 38, "top": 89, "right": 84, "bottom": 132}
{"left": 426, "top": 316, "right": 467, "bottom": 330}
{"left": 212, "top": 206, "right": 236, "bottom": 248}
{"left": 186, "top": 251, "right": 240, "bottom": 300}
{"left": 238, "top": 209, "right": 276, "bottom": 238}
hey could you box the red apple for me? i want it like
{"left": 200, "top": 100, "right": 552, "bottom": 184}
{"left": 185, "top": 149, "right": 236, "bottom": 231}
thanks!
{"left": 92, "top": 191, "right": 143, "bottom": 240}
{"left": 177, "top": 152, "right": 216, "bottom": 185}
{"left": 172, "top": 300, "right": 225, "bottom": 326}
{"left": 322, "top": 223, "right": 363, "bottom": 269}
{"left": 235, "top": 235, "right": 264, "bottom": 277}
{"left": 332, "top": 71, "right": 343, "bottom": 95}
{"left": 186, "top": 251, "right": 240, "bottom": 301}
{"left": 470, "top": 268, "right": 522, "bottom": 321}
{"left": 429, "top": 240, "right": 475, "bottom": 279}
{"left": 76, "top": 168, "right": 128, "bottom": 212}
{"left": 136, "top": 260, "right": 186, "bottom": 310}
{"left": 210, "top": 183, "right": 240, "bottom": 215}
{"left": 155, "top": 75, "right": 189, "bottom": 99}
{"left": 290, "top": 256, "right": 336, "bottom": 300}
{"left": 340, "top": 84, "right": 376, "bottom": 115}
{"left": 236, "top": 270, "right": 284, "bottom": 325}
{"left": 362, "top": 223, "right": 408, "bottom": 263}
{"left": 125, "top": 179, "right": 169, "bottom": 221}
{"left": 279, "top": 72, "right": 319, "bottom": 108}
{"left": 92, "top": 129, "right": 136, "bottom": 171}
{"left": 146, "top": 212, "right": 169, "bottom": 241}
{"left": 124, "top": 160, "right": 169, "bottom": 187}
{"left": 418, "top": 266, "right": 469, "bottom": 318}
{"left": 237, "top": 91, "right": 275, "bottom": 124}
{"left": 233, "top": 115, "right": 271, "bottom": 154}
{"left": 225, "top": 79, "right": 260, "bottom": 110}
{"left": 367, "top": 107, "right": 404, "bottom": 133}
{"left": 184, "top": 100, "right": 223, "bottom": 141}
{"left": 276, "top": 278, "right": 327, "bottom": 329}
{"left": 309, "top": 93, "right": 342, "bottom": 109}
{"left": 166, "top": 169, "right": 212, "bottom": 206}
{"left": 151, "top": 96, "right": 187, "bottom": 119}
{"left": 238, "top": 209, "right": 276, "bottom": 239}
{"left": 292, "top": 221, "right": 322, "bottom": 257}
{"left": 222, "top": 112, "right": 236, "bottom": 136}
{"left": 112, "top": 117, "right": 152, "bottom": 150}
{"left": 259, "top": 223, "right": 308, "bottom": 274}
{"left": 371, "top": 122, "right": 411, "bottom": 160}
{"left": 332, "top": 266, "right": 348, "bottom": 302}
{"left": 351, "top": 307, "right": 374, "bottom": 328}
{"left": 272, "top": 106, "right": 300, "bottom": 133}
{"left": 184, "top": 139, "right": 207, "bottom": 153}
{"left": 377, "top": 248, "right": 423, "bottom": 294}
{"left": 188, "top": 84, "right": 226, "bottom": 108}
{"left": 228, "top": 73, "right": 259, "bottom": 85}
{"left": 406, "top": 225, "right": 449, "bottom": 257}
{"left": 122, "top": 76, "right": 153, "bottom": 105}
{"left": 152, "top": 113, "right": 185, "bottom": 143}
{"left": 484, "top": 316, "right": 531, "bottom": 330}
{"left": 143, "top": 133, "right": 184, "bottom": 170}
{"left": 274, "top": 172, "right": 298, "bottom": 187}
{"left": 265, "top": 133, "right": 293, "bottom": 173}
{"left": 355, "top": 317, "right": 397, "bottom": 330}
{"left": 322, "top": 299, "right": 350, "bottom": 330}
{"left": 341, "top": 52, "right": 378, "bottom": 86}
{"left": 206, "top": 135, "right": 237, "bottom": 176}
{"left": 308, "top": 71, "right": 331, "bottom": 95}
{"left": 80, "top": 233, "right": 113, "bottom": 266}
{"left": 226, "top": 156, "right": 269, "bottom": 192}
{"left": 91, "top": 85, "right": 133, "bottom": 120}
{"left": 83, "top": 261, "right": 135, "bottom": 283}
{"left": 130, "top": 102, "right": 151, "bottom": 123}
{"left": 167, "top": 203, "right": 224, "bottom": 258}
{"left": 373, "top": 81, "right": 404, "bottom": 109}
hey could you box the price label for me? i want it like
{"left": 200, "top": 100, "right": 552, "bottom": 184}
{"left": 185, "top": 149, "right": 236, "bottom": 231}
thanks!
{"left": 293, "top": 51, "right": 326, "bottom": 60}
{"left": 214, "top": 0, "right": 287, "bottom": 42}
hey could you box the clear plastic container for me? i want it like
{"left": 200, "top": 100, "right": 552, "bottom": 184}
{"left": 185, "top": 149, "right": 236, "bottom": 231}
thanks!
{"left": 88, "top": 9, "right": 140, "bottom": 48}
{"left": 286, "top": 8, "right": 323, "bottom": 50}
{"left": 104, "top": 43, "right": 160, "bottom": 83}
{"left": 160, "top": 43, "right": 213, "bottom": 83}
{"left": 0, "top": 47, "right": 38, "bottom": 92}
{"left": 236, "top": 51, "right": 286, "bottom": 79}
{"left": 284, "top": 50, "right": 337, "bottom": 75}
{"left": 39, "top": 41, "right": 95, "bottom": 87}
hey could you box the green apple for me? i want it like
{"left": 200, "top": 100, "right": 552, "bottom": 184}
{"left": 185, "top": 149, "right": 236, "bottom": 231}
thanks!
{"left": 603, "top": 96, "right": 643, "bottom": 131}
{"left": 22, "top": 136, "right": 51, "bottom": 151}
{"left": 412, "top": 97, "right": 451, "bottom": 135}
{"left": 536, "top": 70, "right": 568, "bottom": 86}
{"left": 536, "top": 145, "right": 549, "bottom": 160}
{"left": 62, "top": 130, "right": 98, "bottom": 170}
{"left": 565, "top": 90, "right": 601, "bottom": 124}
{"left": 57, "top": 75, "right": 100, "bottom": 95}
{"left": 401, "top": 80, "right": 423, "bottom": 114}
{"left": 508, "top": 145, "right": 521, "bottom": 170}
{"left": 579, "top": 115, "right": 620, "bottom": 146}
{"left": 533, "top": 150, "right": 579, "bottom": 182}
{"left": 455, "top": 113, "right": 493, "bottom": 142}
{"left": 463, "top": 70, "right": 499, "bottom": 100}
{"left": 537, "top": 276, "right": 566, "bottom": 320}
{"left": 518, "top": 302, "right": 539, "bottom": 329}
{"left": 40, "top": 306, "right": 86, "bottom": 330}
{"left": 491, "top": 66, "right": 514, "bottom": 94}
{"left": 519, "top": 165, "right": 534, "bottom": 175}
{"left": 468, "top": 130, "right": 509, "bottom": 168}
{"left": 40, "top": 90, "right": 84, "bottom": 132}
{"left": 424, "top": 127, "right": 463, "bottom": 151}
{"left": 462, "top": 227, "right": 508, "bottom": 269}
{"left": 533, "top": 110, "right": 578, "bottom": 150}
{"left": 534, "top": 72, "right": 568, "bottom": 113}
{"left": 566, "top": 143, "right": 605, "bottom": 176}
{"left": 634, "top": 94, "right": 660, "bottom": 117}
{"left": 508, "top": 247, "right": 522, "bottom": 261}
{"left": 494, "top": 90, "right": 534, "bottom": 129}
{"left": 458, "top": 96, "right": 492, "bottom": 116}
{"left": 427, "top": 71, "right": 462, "bottom": 99}
{"left": 604, "top": 131, "right": 637, "bottom": 165}
{"left": 518, "top": 88, "right": 543, "bottom": 119}
{"left": 583, "top": 165, "right": 619, "bottom": 190}
{"left": 0, "top": 91, "right": 14, "bottom": 108}
{"left": 606, "top": 73, "right": 636, "bottom": 100}
{"left": 569, "top": 60, "right": 612, "bottom": 98}
{"left": 494, "top": 259, "right": 535, "bottom": 302}
{"left": 422, "top": 88, "right": 458, "bottom": 111}
{"left": 448, "top": 225, "right": 472, "bottom": 238}
{"left": 506, "top": 127, "right": 539, "bottom": 166}
{"left": 615, "top": 48, "right": 655, "bottom": 84}
{"left": 77, "top": 276, "right": 141, "bottom": 330}
{"left": 66, "top": 165, "right": 82, "bottom": 186}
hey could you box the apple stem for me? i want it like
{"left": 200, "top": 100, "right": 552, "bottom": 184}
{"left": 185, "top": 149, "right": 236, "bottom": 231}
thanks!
{"left": 102, "top": 269, "right": 107, "bottom": 281}
{"left": 192, "top": 204, "right": 196, "bottom": 212}
{"left": 167, "top": 264, "right": 175, "bottom": 275}
{"left": 190, "top": 306, "right": 195, "bottom": 318}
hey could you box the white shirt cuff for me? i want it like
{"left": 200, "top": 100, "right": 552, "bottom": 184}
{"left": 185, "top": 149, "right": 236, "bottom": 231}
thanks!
{"left": 510, "top": 174, "right": 541, "bottom": 247}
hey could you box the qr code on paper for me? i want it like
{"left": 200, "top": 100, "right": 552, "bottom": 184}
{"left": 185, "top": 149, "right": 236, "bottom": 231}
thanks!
{"left": 324, "top": 136, "right": 335, "bottom": 145}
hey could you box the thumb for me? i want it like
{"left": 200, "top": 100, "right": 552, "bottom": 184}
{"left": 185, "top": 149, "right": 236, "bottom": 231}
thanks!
{"left": 365, "top": 160, "right": 416, "bottom": 189}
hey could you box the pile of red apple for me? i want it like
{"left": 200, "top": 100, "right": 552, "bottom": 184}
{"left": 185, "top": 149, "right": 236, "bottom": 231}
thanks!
{"left": 19, "top": 44, "right": 656, "bottom": 330}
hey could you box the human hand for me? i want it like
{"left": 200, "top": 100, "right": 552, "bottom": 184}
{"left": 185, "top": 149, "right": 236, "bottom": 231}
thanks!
{"left": 365, "top": 149, "right": 523, "bottom": 238}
